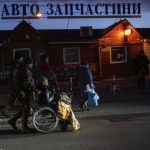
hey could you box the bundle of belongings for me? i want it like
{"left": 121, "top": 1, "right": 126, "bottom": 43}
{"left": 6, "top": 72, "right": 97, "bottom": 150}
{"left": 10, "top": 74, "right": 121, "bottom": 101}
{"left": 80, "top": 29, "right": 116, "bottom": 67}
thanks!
{"left": 57, "top": 92, "right": 80, "bottom": 130}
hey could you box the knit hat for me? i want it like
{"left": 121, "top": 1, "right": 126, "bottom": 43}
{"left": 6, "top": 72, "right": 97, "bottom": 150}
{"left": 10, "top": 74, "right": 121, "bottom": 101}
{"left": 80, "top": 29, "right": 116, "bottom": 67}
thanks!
{"left": 80, "top": 60, "right": 88, "bottom": 66}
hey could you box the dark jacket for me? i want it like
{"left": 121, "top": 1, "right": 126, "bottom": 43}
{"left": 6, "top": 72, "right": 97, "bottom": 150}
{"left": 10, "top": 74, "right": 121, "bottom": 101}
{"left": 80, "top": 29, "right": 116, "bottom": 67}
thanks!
{"left": 10, "top": 60, "right": 17, "bottom": 83}
{"left": 133, "top": 54, "right": 150, "bottom": 75}
{"left": 36, "top": 64, "right": 59, "bottom": 91}
{"left": 37, "top": 85, "right": 53, "bottom": 105}
{"left": 75, "top": 65, "right": 93, "bottom": 91}
{"left": 44, "top": 70, "right": 59, "bottom": 91}
{"left": 16, "top": 63, "right": 35, "bottom": 93}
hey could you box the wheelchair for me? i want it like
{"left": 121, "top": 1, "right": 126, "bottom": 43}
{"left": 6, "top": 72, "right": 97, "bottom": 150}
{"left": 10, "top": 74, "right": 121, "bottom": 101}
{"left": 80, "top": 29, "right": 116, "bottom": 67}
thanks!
{"left": 32, "top": 90, "right": 72, "bottom": 133}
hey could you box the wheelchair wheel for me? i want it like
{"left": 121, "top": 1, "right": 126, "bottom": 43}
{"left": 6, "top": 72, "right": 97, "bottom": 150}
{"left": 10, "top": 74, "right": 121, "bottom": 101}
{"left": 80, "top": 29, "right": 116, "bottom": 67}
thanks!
{"left": 33, "top": 107, "right": 59, "bottom": 133}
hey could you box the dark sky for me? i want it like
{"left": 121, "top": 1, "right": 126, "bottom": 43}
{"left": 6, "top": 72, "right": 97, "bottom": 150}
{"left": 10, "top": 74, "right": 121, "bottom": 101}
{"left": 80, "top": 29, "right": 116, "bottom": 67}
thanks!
{"left": 0, "top": 0, "right": 150, "bottom": 30}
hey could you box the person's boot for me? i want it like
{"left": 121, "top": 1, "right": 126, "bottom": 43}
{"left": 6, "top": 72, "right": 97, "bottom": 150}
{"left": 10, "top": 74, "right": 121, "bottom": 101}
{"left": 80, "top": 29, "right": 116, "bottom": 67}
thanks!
{"left": 21, "top": 126, "right": 32, "bottom": 133}
{"left": 8, "top": 119, "right": 18, "bottom": 131}
{"left": 83, "top": 101, "right": 90, "bottom": 111}
{"left": 79, "top": 103, "right": 86, "bottom": 111}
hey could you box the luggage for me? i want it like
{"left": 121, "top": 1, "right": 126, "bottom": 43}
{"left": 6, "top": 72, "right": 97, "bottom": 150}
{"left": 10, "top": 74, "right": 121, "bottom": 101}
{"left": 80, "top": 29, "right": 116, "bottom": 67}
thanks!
{"left": 88, "top": 89, "right": 99, "bottom": 107}
{"left": 58, "top": 94, "right": 80, "bottom": 130}
{"left": 59, "top": 92, "right": 71, "bottom": 105}
{"left": 57, "top": 101, "right": 71, "bottom": 120}
{"left": 71, "top": 111, "right": 80, "bottom": 130}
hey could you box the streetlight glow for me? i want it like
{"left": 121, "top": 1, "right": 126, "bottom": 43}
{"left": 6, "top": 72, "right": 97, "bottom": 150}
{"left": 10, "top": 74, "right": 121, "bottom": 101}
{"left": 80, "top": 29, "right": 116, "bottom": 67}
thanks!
{"left": 36, "top": 12, "right": 42, "bottom": 17}
{"left": 125, "top": 29, "right": 132, "bottom": 36}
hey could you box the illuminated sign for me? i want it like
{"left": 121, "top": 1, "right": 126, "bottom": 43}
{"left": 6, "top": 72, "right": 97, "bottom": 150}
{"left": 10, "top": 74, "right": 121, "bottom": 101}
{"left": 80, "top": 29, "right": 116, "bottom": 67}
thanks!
{"left": 1, "top": 2, "right": 141, "bottom": 19}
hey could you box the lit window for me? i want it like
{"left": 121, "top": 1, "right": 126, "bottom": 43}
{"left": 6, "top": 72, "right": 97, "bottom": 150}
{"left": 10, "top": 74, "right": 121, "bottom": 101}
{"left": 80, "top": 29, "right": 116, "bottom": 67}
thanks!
{"left": 110, "top": 46, "right": 127, "bottom": 63}
{"left": 63, "top": 47, "right": 80, "bottom": 64}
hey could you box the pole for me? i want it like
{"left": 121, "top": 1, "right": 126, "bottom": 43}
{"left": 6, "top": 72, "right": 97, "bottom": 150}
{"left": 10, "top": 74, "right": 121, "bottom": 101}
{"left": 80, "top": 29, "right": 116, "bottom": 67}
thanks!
{"left": 1, "top": 47, "right": 4, "bottom": 72}
{"left": 70, "top": 77, "right": 73, "bottom": 91}
{"left": 113, "top": 75, "right": 116, "bottom": 96}
{"left": 99, "top": 45, "right": 102, "bottom": 78}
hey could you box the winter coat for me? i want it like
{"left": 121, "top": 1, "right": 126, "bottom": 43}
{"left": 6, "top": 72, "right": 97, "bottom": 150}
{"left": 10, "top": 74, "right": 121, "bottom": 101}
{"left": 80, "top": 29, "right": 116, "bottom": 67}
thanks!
{"left": 75, "top": 65, "right": 93, "bottom": 92}
{"left": 16, "top": 63, "right": 35, "bottom": 93}
{"left": 133, "top": 54, "right": 150, "bottom": 75}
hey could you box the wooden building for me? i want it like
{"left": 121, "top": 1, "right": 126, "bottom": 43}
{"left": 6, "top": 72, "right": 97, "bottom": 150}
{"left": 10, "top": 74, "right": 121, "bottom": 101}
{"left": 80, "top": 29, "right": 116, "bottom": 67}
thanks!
{"left": 0, "top": 19, "right": 150, "bottom": 80}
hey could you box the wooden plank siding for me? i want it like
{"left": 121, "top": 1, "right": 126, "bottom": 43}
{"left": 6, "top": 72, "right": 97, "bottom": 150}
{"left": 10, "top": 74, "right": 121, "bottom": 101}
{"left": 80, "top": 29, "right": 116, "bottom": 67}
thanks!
{"left": 1, "top": 19, "right": 150, "bottom": 80}
{"left": 144, "top": 42, "right": 150, "bottom": 71}
{"left": 98, "top": 20, "right": 143, "bottom": 78}
{"left": 48, "top": 44, "right": 99, "bottom": 79}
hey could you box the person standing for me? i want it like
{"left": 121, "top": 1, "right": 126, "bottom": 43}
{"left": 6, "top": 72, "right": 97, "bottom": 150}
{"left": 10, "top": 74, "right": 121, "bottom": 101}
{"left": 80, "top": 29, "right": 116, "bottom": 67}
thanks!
{"left": 8, "top": 57, "right": 35, "bottom": 133}
{"left": 133, "top": 50, "right": 150, "bottom": 89}
{"left": 4, "top": 56, "right": 24, "bottom": 116}
{"left": 75, "top": 60, "right": 94, "bottom": 111}
{"left": 8, "top": 57, "right": 24, "bottom": 113}
{"left": 38, "top": 54, "right": 59, "bottom": 91}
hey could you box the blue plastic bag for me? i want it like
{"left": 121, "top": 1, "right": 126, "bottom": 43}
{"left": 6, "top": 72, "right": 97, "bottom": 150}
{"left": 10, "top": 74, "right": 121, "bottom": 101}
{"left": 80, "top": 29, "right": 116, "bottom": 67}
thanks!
{"left": 88, "top": 90, "right": 99, "bottom": 107}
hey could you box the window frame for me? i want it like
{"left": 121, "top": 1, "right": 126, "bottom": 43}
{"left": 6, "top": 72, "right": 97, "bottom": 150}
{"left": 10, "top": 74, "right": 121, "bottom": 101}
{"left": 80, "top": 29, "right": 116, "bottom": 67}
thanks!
{"left": 13, "top": 48, "right": 31, "bottom": 60}
{"left": 63, "top": 47, "right": 80, "bottom": 65}
{"left": 110, "top": 46, "right": 127, "bottom": 64}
